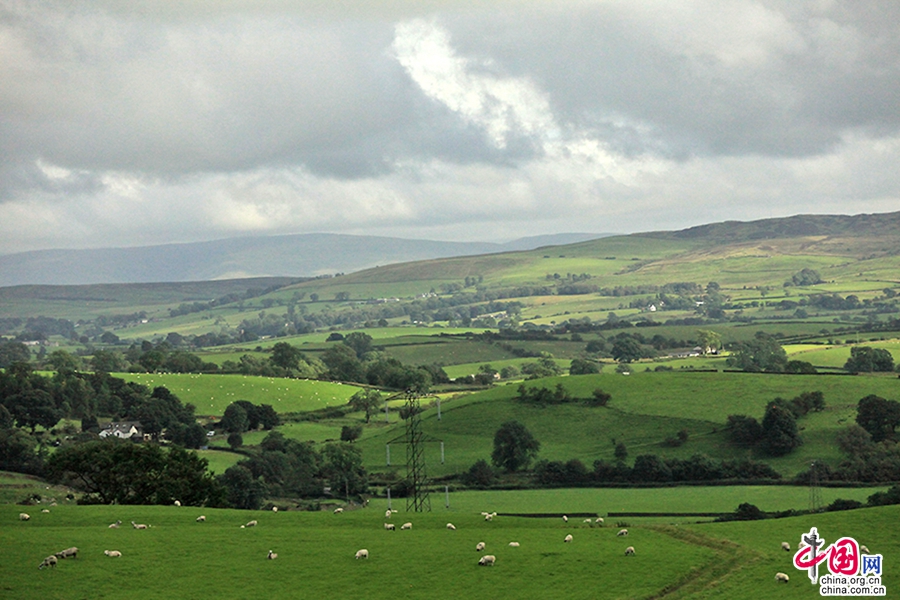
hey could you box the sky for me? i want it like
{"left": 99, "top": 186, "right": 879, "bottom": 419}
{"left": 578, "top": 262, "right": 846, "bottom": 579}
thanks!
{"left": 1, "top": 0, "right": 899, "bottom": 255}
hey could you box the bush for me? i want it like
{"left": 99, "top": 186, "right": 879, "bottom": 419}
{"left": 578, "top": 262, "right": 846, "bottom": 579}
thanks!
{"left": 460, "top": 459, "right": 497, "bottom": 487}
{"left": 340, "top": 425, "right": 362, "bottom": 442}
{"left": 826, "top": 498, "right": 862, "bottom": 512}
{"left": 227, "top": 432, "right": 243, "bottom": 450}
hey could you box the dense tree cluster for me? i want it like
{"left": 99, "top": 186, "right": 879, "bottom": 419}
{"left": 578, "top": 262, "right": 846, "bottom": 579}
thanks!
{"left": 844, "top": 346, "right": 896, "bottom": 373}
{"left": 725, "top": 333, "right": 788, "bottom": 372}
{"left": 725, "top": 392, "right": 822, "bottom": 456}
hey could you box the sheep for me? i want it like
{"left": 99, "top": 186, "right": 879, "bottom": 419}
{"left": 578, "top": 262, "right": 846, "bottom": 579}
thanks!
{"left": 861, "top": 544, "right": 870, "bottom": 554}
{"left": 334, "top": 507, "right": 344, "bottom": 514}
{"left": 508, "top": 542, "right": 520, "bottom": 547}
{"left": 131, "top": 521, "right": 148, "bottom": 530}
{"left": 39, "top": 555, "right": 58, "bottom": 570}
{"left": 196, "top": 515, "right": 206, "bottom": 522}
{"left": 478, "top": 555, "right": 496, "bottom": 566}
{"left": 781, "top": 541, "right": 791, "bottom": 552}
{"left": 475, "top": 542, "right": 485, "bottom": 552}
{"left": 583, "top": 518, "right": 592, "bottom": 525}
{"left": 173, "top": 500, "right": 181, "bottom": 507}
{"left": 490, "top": 512, "right": 497, "bottom": 518}
{"left": 384, "top": 523, "right": 396, "bottom": 531}
{"left": 595, "top": 517, "right": 604, "bottom": 525}
{"left": 245, "top": 520, "right": 258, "bottom": 528}
{"left": 400, "top": 522, "right": 412, "bottom": 530}
{"left": 19, "top": 513, "right": 30, "bottom": 521}
{"left": 104, "top": 550, "right": 122, "bottom": 558}
{"left": 617, "top": 529, "right": 628, "bottom": 537}
{"left": 272, "top": 506, "right": 278, "bottom": 512}
{"left": 355, "top": 549, "right": 369, "bottom": 560}
{"left": 564, "top": 534, "right": 573, "bottom": 543}
{"left": 446, "top": 523, "right": 456, "bottom": 530}
{"left": 484, "top": 514, "right": 493, "bottom": 521}
{"left": 41, "top": 509, "right": 50, "bottom": 513}
{"left": 625, "top": 546, "right": 635, "bottom": 556}
{"left": 108, "top": 520, "right": 122, "bottom": 528}
{"left": 385, "top": 510, "right": 393, "bottom": 519}
{"left": 55, "top": 547, "right": 78, "bottom": 559}
{"left": 775, "top": 572, "right": 790, "bottom": 583}
{"left": 562, "top": 515, "right": 568, "bottom": 522}
{"left": 267, "top": 550, "right": 278, "bottom": 560}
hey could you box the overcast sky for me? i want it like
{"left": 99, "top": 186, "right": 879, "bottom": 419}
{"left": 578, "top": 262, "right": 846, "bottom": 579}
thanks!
{"left": 2, "top": 0, "right": 899, "bottom": 255}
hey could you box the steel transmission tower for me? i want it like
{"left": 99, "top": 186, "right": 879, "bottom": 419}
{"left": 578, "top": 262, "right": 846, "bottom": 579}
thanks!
{"left": 404, "top": 391, "right": 431, "bottom": 512}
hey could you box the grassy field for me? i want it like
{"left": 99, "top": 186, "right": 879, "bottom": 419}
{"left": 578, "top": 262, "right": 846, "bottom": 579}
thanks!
{"left": 115, "top": 373, "right": 362, "bottom": 416}
{"left": 3, "top": 499, "right": 895, "bottom": 600}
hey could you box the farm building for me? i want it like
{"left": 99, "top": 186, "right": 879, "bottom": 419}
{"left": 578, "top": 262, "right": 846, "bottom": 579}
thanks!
{"left": 98, "top": 421, "right": 144, "bottom": 440}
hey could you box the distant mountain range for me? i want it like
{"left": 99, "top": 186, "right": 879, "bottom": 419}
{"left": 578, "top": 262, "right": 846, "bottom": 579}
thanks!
{"left": 0, "top": 232, "right": 609, "bottom": 287}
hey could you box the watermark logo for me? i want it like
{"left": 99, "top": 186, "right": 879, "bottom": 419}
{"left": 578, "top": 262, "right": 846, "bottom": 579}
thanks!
{"left": 792, "top": 527, "right": 885, "bottom": 596}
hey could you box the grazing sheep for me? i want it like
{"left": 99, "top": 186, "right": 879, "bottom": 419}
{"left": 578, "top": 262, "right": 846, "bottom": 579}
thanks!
{"left": 384, "top": 523, "right": 396, "bottom": 531}
{"left": 478, "top": 555, "right": 496, "bottom": 566}
{"left": 781, "top": 541, "right": 791, "bottom": 551}
{"left": 484, "top": 514, "right": 493, "bottom": 521}
{"left": 173, "top": 500, "right": 181, "bottom": 507}
{"left": 272, "top": 506, "right": 278, "bottom": 512}
{"left": 775, "top": 572, "right": 790, "bottom": 583}
{"left": 267, "top": 550, "right": 278, "bottom": 560}
{"left": 508, "top": 542, "right": 520, "bottom": 547}
{"left": 625, "top": 546, "right": 635, "bottom": 556}
{"left": 385, "top": 510, "right": 393, "bottom": 519}
{"left": 861, "top": 545, "right": 870, "bottom": 554}
{"left": 108, "top": 520, "right": 122, "bottom": 528}
{"left": 490, "top": 512, "right": 497, "bottom": 518}
{"left": 583, "top": 518, "right": 592, "bottom": 524}
{"left": 447, "top": 523, "right": 456, "bottom": 530}
{"left": 595, "top": 517, "right": 604, "bottom": 525}
{"left": 19, "top": 513, "right": 30, "bottom": 521}
{"left": 245, "top": 520, "right": 258, "bottom": 528}
{"left": 41, "top": 509, "right": 50, "bottom": 513}
{"left": 196, "top": 515, "right": 206, "bottom": 522}
{"left": 400, "top": 522, "right": 412, "bottom": 530}
{"left": 355, "top": 549, "right": 369, "bottom": 560}
{"left": 564, "top": 534, "right": 573, "bottom": 543}
{"left": 617, "top": 529, "right": 628, "bottom": 537}
{"left": 39, "top": 555, "right": 58, "bottom": 570}
{"left": 334, "top": 507, "right": 344, "bottom": 514}
{"left": 131, "top": 521, "right": 148, "bottom": 530}
{"left": 562, "top": 515, "right": 568, "bottom": 522}
{"left": 475, "top": 542, "right": 485, "bottom": 552}
{"left": 104, "top": 550, "right": 122, "bottom": 558}
{"left": 55, "top": 547, "right": 78, "bottom": 559}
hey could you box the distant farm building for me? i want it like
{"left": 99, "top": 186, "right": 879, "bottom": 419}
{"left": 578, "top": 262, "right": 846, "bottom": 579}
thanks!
{"left": 99, "top": 421, "right": 145, "bottom": 440}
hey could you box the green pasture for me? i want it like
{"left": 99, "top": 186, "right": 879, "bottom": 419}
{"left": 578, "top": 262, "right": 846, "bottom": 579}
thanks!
{"left": 195, "top": 449, "right": 244, "bottom": 476}
{"left": 786, "top": 339, "right": 900, "bottom": 369}
{"left": 3, "top": 499, "right": 895, "bottom": 600}
{"left": 114, "top": 373, "right": 361, "bottom": 416}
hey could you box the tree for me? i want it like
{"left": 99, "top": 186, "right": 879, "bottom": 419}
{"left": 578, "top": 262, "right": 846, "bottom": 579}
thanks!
{"left": 322, "top": 442, "right": 367, "bottom": 499}
{"left": 611, "top": 337, "right": 642, "bottom": 363}
{"left": 855, "top": 394, "right": 900, "bottom": 442}
{"left": 349, "top": 389, "right": 382, "bottom": 423}
{"left": 9, "top": 389, "right": 62, "bottom": 433}
{"left": 90, "top": 350, "right": 125, "bottom": 373}
{"left": 726, "top": 415, "right": 763, "bottom": 446}
{"left": 342, "top": 332, "right": 373, "bottom": 358}
{"left": 696, "top": 330, "right": 721, "bottom": 354}
{"left": 760, "top": 404, "right": 802, "bottom": 456}
{"left": 791, "top": 268, "right": 823, "bottom": 286}
{"left": 219, "top": 465, "right": 266, "bottom": 510}
{"left": 844, "top": 346, "right": 895, "bottom": 373}
{"left": 586, "top": 388, "right": 611, "bottom": 407}
{"left": 614, "top": 441, "right": 628, "bottom": 462}
{"left": 340, "top": 425, "right": 362, "bottom": 442}
{"left": 227, "top": 432, "right": 243, "bottom": 450}
{"left": 725, "top": 334, "right": 787, "bottom": 372}
{"left": 491, "top": 420, "right": 540, "bottom": 472}
{"left": 322, "top": 344, "right": 365, "bottom": 382}
{"left": 221, "top": 403, "right": 249, "bottom": 434}
{"left": 569, "top": 358, "right": 600, "bottom": 375}
{"left": 45, "top": 350, "right": 81, "bottom": 373}
{"left": 0, "top": 341, "right": 30, "bottom": 368}
{"left": 460, "top": 459, "right": 496, "bottom": 487}
{"left": 270, "top": 342, "right": 303, "bottom": 371}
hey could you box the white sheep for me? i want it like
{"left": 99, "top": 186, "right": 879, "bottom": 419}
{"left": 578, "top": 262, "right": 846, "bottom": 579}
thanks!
{"left": 861, "top": 544, "right": 870, "bottom": 554}
{"left": 583, "top": 518, "right": 592, "bottom": 524}
{"left": 562, "top": 515, "right": 568, "bottom": 522}
{"left": 104, "top": 550, "right": 122, "bottom": 558}
{"left": 400, "top": 522, "right": 412, "bottom": 530}
{"left": 19, "top": 513, "right": 30, "bottom": 521}
{"left": 41, "top": 509, "right": 50, "bottom": 513}
{"left": 267, "top": 550, "right": 278, "bottom": 560}
{"left": 173, "top": 500, "right": 181, "bottom": 507}
{"left": 131, "top": 521, "right": 148, "bottom": 530}
{"left": 272, "top": 506, "right": 278, "bottom": 512}
{"left": 245, "top": 520, "right": 258, "bottom": 528}
{"left": 39, "top": 555, "right": 58, "bottom": 570}
{"left": 775, "top": 572, "right": 790, "bottom": 583}
{"left": 478, "top": 554, "right": 496, "bottom": 566}
{"left": 617, "top": 529, "right": 628, "bottom": 537}
{"left": 781, "top": 541, "right": 791, "bottom": 551}
{"left": 508, "top": 542, "right": 520, "bottom": 547}
{"left": 384, "top": 523, "right": 396, "bottom": 531}
{"left": 334, "top": 507, "right": 344, "bottom": 514}
{"left": 564, "top": 534, "right": 573, "bottom": 543}
{"left": 625, "top": 546, "right": 635, "bottom": 556}
{"left": 355, "top": 549, "right": 369, "bottom": 560}
{"left": 196, "top": 515, "right": 206, "bottom": 522}
{"left": 385, "top": 510, "right": 393, "bottom": 519}
{"left": 475, "top": 542, "right": 485, "bottom": 552}
{"left": 108, "top": 520, "right": 122, "bottom": 528}
{"left": 490, "top": 512, "right": 497, "bottom": 518}
{"left": 447, "top": 523, "right": 456, "bottom": 530}
{"left": 484, "top": 514, "right": 493, "bottom": 521}
{"left": 55, "top": 547, "right": 78, "bottom": 559}
{"left": 595, "top": 517, "right": 604, "bottom": 525}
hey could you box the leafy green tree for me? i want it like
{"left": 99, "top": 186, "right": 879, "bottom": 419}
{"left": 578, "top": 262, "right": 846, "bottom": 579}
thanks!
{"left": 270, "top": 342, "right": 303, "bottom": 371}
{"left": 219, "top": 465, "right": 266, "bottom": 510}
{"left": 0, "top": 341, "right": 30, "bottom": 368}
{"left": 460, "top": 459, "right": 496, "bottom": 487}
{"left": 322, "top": 442, "right": 367, "bottom": 499}
{"left": 696, "top": 330, "right": 722, "bottom": 354}
{"left": 349, "top": 389, "right": 382, "bottom": 423}
{"left": 221, "top": 403, "right": 249, "bottom": 434}
{"left": 340, "top": 425, "right": 363, "bottom": 442}
{"left": 257, "top": 404, "right": 280, "bottom": 430}
{"left": 614, "top": 441, "right": 628, "bottom": 462}
{"left": 227, "top": 432, "right": 243, "bottom": 450}
{"left": 856, "top": 394, "right": 900, "bottom": 442}
{"left": 844, "top": 346, "right": 895, "bottom": 373}
{"left": 491, "top": 420, "right": 540, "bottom": 472}
{"left": 726, "top": 415, "right": 763, "bottom": 446}
{"left": 586, "top": 388, "right": 611, "bottom": 407}
{"left": 342, "top": 332, "right": 373, "bottom": 358}
{"left": 761, "top": 404, "right": 802, "bottom": 456}
{"left": 631, "top": 454, "right": 672, "bottom": 482}
{"left": 90, "top": 350, "right": 125, "bottom": 373}
{"left": 725, "top": 334, "right": 787, "bottom": 372}
{"left": 322, "top": 344, "right": 365, "bottom": 382}
{"left": 611, "top": 337, "right": 642, "bottom": 363}
{"left": 0, "top": 427, "right": 43, "bottom": 475}
{"left": 9, "top": 389, "right": 62, "bottom": 433}
{"left": 569, "top": 358, "right": 601, "bottom": 375}
{"left": 791, "top": 268, "right": 823, "bottom": 286}
{"left": 45, "top": 350, "right": 81, "bottom": 373}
